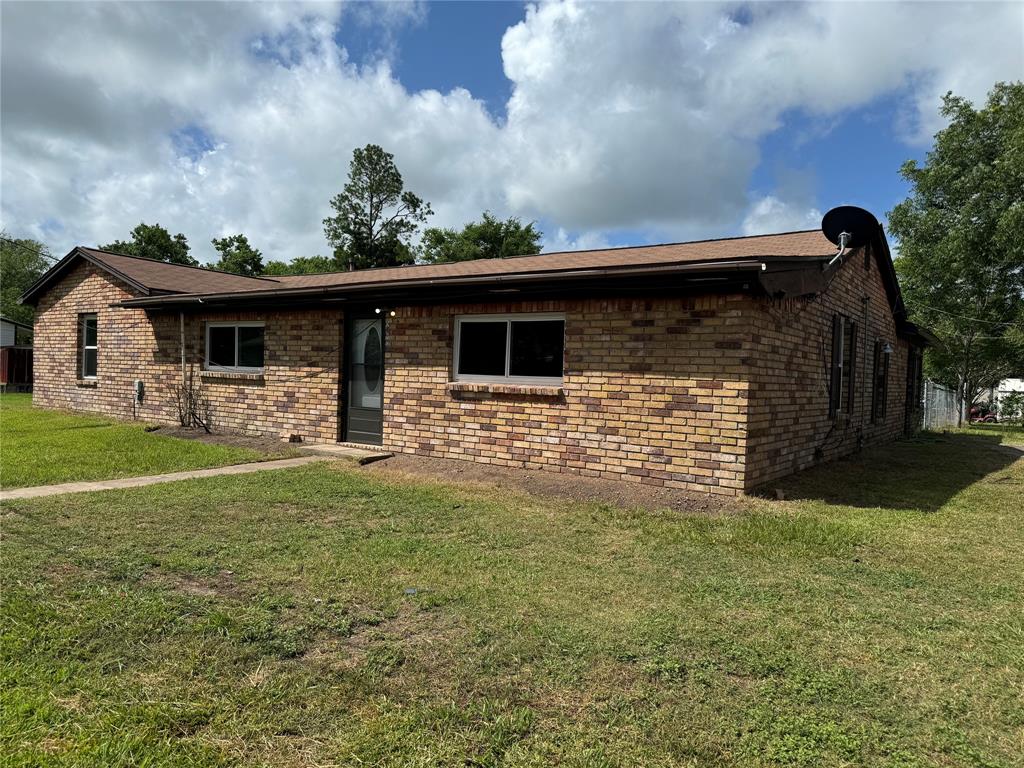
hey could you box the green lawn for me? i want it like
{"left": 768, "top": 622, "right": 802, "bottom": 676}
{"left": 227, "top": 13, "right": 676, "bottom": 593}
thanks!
{"left": 1, "top": 423, "right": 1022, "bottom": 766}
{"left": 0, "top": 394, "right": 265, "bottom": 488}
{"left": 958, "top": 421, "right": 1024, "bottom": 445}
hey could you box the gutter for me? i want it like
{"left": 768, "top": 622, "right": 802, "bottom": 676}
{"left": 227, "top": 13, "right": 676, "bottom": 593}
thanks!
{"left": 115, "top": 258, "right": 818, "bottom": 309}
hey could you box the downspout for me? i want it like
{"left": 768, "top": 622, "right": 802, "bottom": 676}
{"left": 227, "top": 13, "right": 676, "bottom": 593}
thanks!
{"left": 180, "top": 311, "right": 186, "bottom": 384}
{"left": 860, "top": 294, "right": 870, "bottom": 447}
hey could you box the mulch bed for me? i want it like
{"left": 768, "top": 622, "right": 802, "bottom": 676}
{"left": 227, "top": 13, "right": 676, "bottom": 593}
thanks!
{"left": 151, "top": 427, "right": 738, "bottom": 513}
{"left": 148, "top": 426, "right": 300, "bottom": 458}
{"left": 361, "top": 453, "right": 737, "bottom": 514}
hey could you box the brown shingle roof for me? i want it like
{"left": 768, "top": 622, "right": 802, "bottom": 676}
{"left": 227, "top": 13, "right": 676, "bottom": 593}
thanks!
{"left": 269, "top": 229, "right": 833, "bottom": 290}
{"left": 77, "top": 248, "right": 279, "bottom": 294}
{"left": 21, "top": 229, "right": 837, "bottom": 307}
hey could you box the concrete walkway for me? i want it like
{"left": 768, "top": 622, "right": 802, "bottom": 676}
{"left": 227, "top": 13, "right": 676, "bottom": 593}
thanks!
{"left": 1, "top": 455, "right": 330, "bottom": 502}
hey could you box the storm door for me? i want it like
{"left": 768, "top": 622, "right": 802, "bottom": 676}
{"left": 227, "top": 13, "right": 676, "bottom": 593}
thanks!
{"left": 344, "top": 316, "right": 384, "bottom": 444}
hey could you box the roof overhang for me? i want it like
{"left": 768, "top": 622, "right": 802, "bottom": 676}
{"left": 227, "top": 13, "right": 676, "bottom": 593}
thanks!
{"left": 115, "top": 257, "right": 833, "bottom": 311}
{"left": 898, "top": 321, "right": 940, "bottom": 348}
{"left": 18, "top": 247, "right": 151, "bottom": 305}
{"left": 866, "top": 224, "right": 934, "bottom": 347}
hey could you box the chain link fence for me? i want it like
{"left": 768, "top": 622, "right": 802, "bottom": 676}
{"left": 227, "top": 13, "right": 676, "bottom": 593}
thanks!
{"left": 922, "top": 379, "right": 960, "bottom": 430}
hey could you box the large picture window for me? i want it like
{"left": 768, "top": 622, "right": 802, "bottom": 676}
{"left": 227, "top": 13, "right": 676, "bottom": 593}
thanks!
{"left": 454, "top": 314, "right": 564, "bottom": 384}
{"left": 79, "top": 313, "right": 98, "bottom": 379}
{"left": 205, "top": 322, "right": 265, "bottom": 372}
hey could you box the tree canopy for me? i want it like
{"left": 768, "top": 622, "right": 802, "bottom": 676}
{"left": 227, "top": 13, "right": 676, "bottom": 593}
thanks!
{"left": 323, "top": 144, "right": 432, "bottom": 270}
{"left": 889, "top": 81, "right": 1024, "bottom": 421}
{"left": 421, "top": 212, "right": 543, "bottom": 264}
{"left": 210, "top": 234, "right": 264, "bottom": 276}
{"left": 103, "top": 223, "right": 196, "bottom": 266}
{"left": 263, "top": 255, "right": 336, "bottom": 276}
{"left": 1, "top": 234, "right": 51, "bottom": 325}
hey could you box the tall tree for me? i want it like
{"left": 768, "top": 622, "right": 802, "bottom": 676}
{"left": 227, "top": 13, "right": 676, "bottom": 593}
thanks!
{"left": 323, "top": 144, "right": 432, "bottom": 270}
{"left": 263, "top": 255, "right": 335, "bottom": 276}
{"left": 889, "top": 82, "right": 1024, "bottom": 424}
{"left": 421, "top": 212, "right": 543, "bottom": 264}
{"left": 103, "top": 223, "right": 196, "bottom": 266}
{"left": 0, "top": 233, "right": 51, "bottom": 325}
{"left": 210, "top": 234, "right": 264, "bottom": 276}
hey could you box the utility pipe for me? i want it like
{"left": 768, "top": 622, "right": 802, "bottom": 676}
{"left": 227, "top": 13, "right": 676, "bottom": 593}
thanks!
{"left": 179, "top": 311, "right": 186, "bottom": 383}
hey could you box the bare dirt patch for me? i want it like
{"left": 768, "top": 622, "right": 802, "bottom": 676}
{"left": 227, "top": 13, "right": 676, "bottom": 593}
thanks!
{"left": 361, "top": 453, "right": 737, "bottom": 515}
{"left": 303, "top": 601, "right": 466, "bottom": 675}
{"left": 148, "top": 426, "right": 301, "bottom": 458}
{"left": 143, "top": 569, "right": 246, "bottom": 600}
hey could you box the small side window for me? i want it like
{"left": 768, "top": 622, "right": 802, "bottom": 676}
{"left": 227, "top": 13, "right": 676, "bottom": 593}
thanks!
{"left": 829, "top": 314, "right": 857, "bottom": 419}
{"left": 80, "top": 313, "right": 98, "bottom": 379}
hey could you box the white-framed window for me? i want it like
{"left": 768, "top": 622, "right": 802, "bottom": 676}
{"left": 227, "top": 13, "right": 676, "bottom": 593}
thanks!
{"left": 453, "top": 313, "right": 565, "bottom": 385}
{"left": 205, "top": 321, "right": 265, "bottom": 373}
{"left": 80, "top": 313, "right": 98, "bottom": 379}
{"left": 829, "top": 314, "right": 857, "bottom": 419}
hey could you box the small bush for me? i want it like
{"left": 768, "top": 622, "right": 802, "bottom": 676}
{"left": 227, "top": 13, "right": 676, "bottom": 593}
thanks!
{"left": 998, "top": 392, "right": 1024, "bottom": 424}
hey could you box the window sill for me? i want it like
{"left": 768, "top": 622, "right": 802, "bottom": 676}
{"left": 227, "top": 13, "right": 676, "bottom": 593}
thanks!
{"left": 76, "top": 378, "right": 98, "bottom": 388}
{"left": 447, "top": 381, "right": 564, "bottom": 397}
{"left": 200, "top": 370, "right": 265, "bottom": 383}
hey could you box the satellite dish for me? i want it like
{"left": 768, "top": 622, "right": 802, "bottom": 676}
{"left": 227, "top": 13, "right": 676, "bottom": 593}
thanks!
{"left": 821, "top": 206, "right": 879, "bottom": 250}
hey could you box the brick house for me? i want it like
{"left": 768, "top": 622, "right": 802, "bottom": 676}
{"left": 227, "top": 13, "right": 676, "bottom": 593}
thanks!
{"left": 19, "top": 208, "right": 928, "bottom": 495}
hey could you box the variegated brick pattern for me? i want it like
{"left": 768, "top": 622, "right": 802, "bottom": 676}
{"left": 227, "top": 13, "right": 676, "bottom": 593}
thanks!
{"left": 744, "top": 245, "right": 916, "bottom": 488}
{"left": 384, "top": 297, "right": 752, "bottom": 495}
{"left": 33, "top": 261, "right": 342, "bottom": 442}
{"left": 32, "top": 251, "right": 919, "bottom": 496}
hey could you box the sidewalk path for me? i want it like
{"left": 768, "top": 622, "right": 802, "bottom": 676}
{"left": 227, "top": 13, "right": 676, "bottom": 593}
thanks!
{"left": 1, "top": 455, "right": 330, "bottom": 502}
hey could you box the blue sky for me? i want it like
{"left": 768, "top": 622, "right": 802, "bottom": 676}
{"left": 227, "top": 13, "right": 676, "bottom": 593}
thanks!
{"left": 347, "top": 2, "right": 930, "bottom": 248}
{"left": 2, "top": 1, "right": 1019, "bottom": 262}
{"left": 337, "top": 1, "right": 523, "bottom": 120}
{"left": 748, "top": 94, "right": 927, "bottom": 225}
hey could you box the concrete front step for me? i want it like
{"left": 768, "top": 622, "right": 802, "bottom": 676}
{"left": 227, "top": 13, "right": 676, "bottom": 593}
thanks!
{"left": 301, "top": 444, "right": 393, "bottom": 465}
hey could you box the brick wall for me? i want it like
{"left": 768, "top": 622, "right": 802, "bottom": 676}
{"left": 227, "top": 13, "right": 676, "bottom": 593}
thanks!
{"left": 32, "top": 256, "right": 920, "bottom": 495}
{"left": 33, "top": 261, "right": 342, "bottom": 442}
{"left": 744, "top": 246, "right": 914, "bottom": 489}
{"left": 33, "top": 261, "right": 150, "bottom": 417}
{"left": 384, "top": 296, "right": 753, "bottom": 495}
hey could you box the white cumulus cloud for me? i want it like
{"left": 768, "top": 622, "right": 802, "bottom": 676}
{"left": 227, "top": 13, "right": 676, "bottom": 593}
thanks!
{"left": 1, "top": 0, "right": 1020, "bottom": 262}
{"left": 742, "top": 196, "right": 822, "bottom": 236}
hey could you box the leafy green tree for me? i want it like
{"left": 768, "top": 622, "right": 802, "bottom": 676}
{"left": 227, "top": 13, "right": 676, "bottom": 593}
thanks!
{"left": 421, "top": 212, "right": 543, "bottom": 264}
{"left": 210, "top": 234, "right": 264, "bottom": 276}
{"left": 323, "top": 144, "right": 432, "bottom": 270}
{"left": 889, "top": 82, "right": 1024, "bottom": 424}
{"left": 263, "top": 256, "right": 336, "bottom": 275}
{"left": 0, "top": 233, "right": 51, "bottom": 325}
{"left": 103, "top": 223, "right": 196, "bottom": 266}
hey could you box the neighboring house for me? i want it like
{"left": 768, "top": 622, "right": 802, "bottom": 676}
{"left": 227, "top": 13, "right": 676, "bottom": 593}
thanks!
{"left": 989, "top": 378, "right": 1024, "bottom": 400}
{"left": 18, "top": 208, "right": 929, "bottom": 495}
{"left": 1, "top": 315, "right": 33, "bottom": 348}
{"left": 0, "top": 315, "right": 34, "bottom": 391}
{"left": 987, "top": 378, "right": 1024, "bottom": 418}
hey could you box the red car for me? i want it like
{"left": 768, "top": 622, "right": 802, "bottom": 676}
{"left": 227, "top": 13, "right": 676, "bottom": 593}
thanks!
{"left": 970, "top": 405, "right": 999, "bottom": 423}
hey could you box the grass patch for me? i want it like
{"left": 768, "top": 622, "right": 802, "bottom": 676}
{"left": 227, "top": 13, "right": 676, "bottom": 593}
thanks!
{"left": 0, "top": 394, "right": 267, "bottom": 488}
{"left": 960, "top": 422, "right": 1024, "bottom": 445}
{"left": 1, "top": 432, "right": 1022, "bottom": 765}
